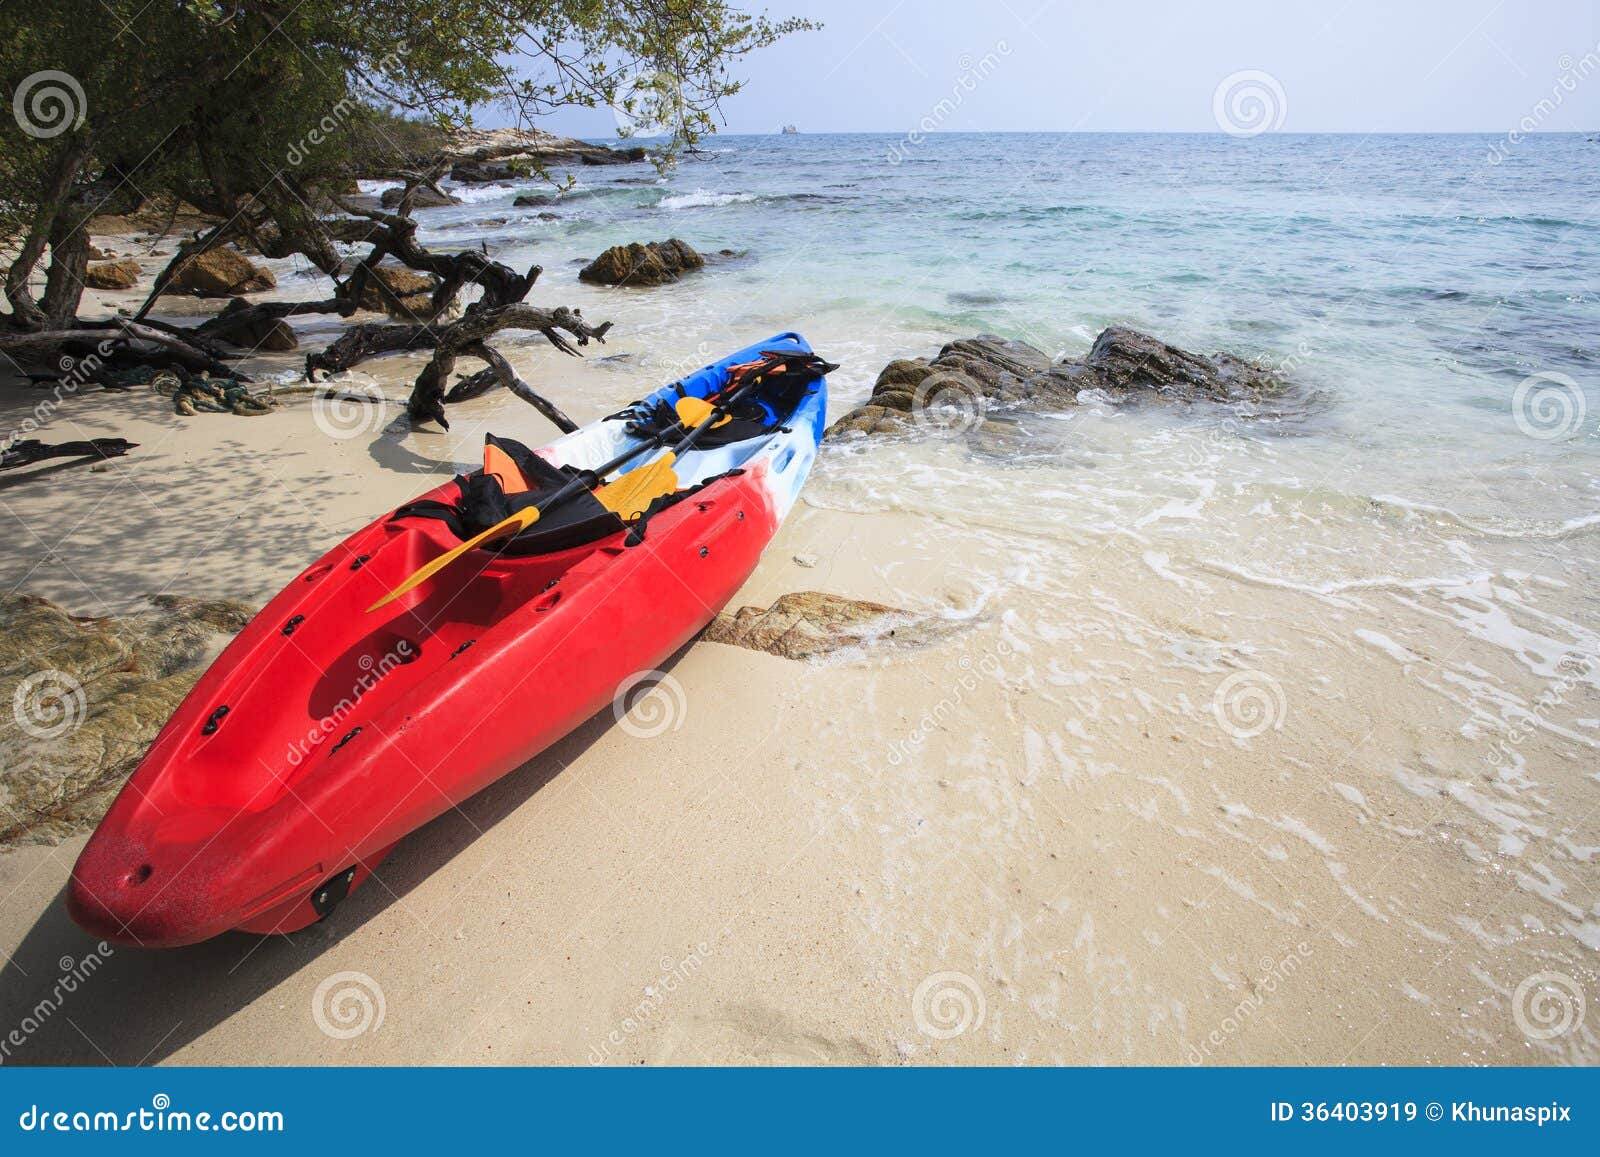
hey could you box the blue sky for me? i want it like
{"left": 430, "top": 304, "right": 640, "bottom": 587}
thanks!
{"left": 536, "top": 0, "right": 1600, "bottom": 136}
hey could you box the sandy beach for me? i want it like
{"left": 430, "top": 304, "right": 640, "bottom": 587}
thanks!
{"left": 1, "top": 209, "right": 1596, "bottom": 1069}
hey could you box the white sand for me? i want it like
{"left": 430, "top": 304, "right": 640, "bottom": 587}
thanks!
{"left": 0, "top": 247, "right": 1595, "bottom": 1067}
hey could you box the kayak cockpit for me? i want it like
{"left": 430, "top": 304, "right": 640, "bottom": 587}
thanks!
{"left": 162, "top": 518, "right": 623, "bottom": 813}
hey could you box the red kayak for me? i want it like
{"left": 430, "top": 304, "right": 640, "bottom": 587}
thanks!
{"left": 69, "top": 336, "right": 831, "bottom": 946}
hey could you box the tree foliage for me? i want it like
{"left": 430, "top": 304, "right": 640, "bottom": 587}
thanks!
{"left": 0, "top": 0, "right": 813, "bottom": 330}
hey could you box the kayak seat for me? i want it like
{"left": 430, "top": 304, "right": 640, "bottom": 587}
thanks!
{"left": 391, "top": 434, "right": 626, "bottom": 557}
{"left": 610, "top": 358, "right": 822, "bottom": 447}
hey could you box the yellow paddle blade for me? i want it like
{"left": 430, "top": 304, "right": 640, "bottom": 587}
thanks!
{"left": 366, "top": 505, "right": 541, "bottom": 613}
{"left": 674, "top": 396, "right": 730, "bottom": 428}
{"left": 595, "top": 453, "right": 679, "bottom": 522}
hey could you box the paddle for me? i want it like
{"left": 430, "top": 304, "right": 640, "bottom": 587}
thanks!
{"left": 366, "top": 377, "right": 761, "bottom": 613}
{"left": 593, "top": 396, "right": 727, "bottom": 521}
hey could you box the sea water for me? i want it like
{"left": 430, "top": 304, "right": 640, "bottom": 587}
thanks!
{"left": 369, "top": 133, "right": 1599, "bottom": 1060}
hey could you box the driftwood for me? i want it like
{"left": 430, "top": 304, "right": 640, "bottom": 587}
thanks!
{"left": 0, "top": 318, "right": 244, "bottom": 381}
{"left": 1, "top": 438, "right": 137, "bottom": 471}
{"left": 305, "top": 321, "right": 444, "bottom": 381}
{"left": 6, "top": 168, "right": 608, "bottom": 438}
{"left": 407, "top": 304, "right": 610, "bottom": 429}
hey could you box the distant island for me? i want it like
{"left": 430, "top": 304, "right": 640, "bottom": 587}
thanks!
{"left": 780, "top": 124, "right": 799, "bottom": 134}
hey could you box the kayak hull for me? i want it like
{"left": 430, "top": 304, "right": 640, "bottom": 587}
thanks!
{"left": 68, "top": 335, "right": 825, "bottom": 947}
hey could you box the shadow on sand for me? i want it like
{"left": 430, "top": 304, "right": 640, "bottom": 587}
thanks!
{"left": 0, "top": 651, "right": 682, "bottom": 1066}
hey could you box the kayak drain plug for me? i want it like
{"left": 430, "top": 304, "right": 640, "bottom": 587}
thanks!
{"left": 311, "top": 867, "right": 358, "bottom": 918}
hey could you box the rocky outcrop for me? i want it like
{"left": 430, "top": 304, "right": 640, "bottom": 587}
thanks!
{"left": 163, "top": 245, "right": 276, "bottom": 296}
{"left": 827, "top": 327, "right": 1291, "bottom": 438}
{"left": 83, "top": 258, "right": 142, "bottom": 290}
{"left": 380, "top": 184, "right": 459, "bottom": 209}
{"left": 0, "top": 593, "right": 255, "bottom": 847}
{"left": 578, "top": 239, "right": 704, "bottom": 287}
{"left": 447, "top": 127, "right": 645, "bottom": 181}
{"left": 702, "top": 591, "right": 951, "bottom": 661}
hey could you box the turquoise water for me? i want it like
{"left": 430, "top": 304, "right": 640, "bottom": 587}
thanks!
{"left": 368, "top": 132, "right": 1600, "bottom": 521}
{"left": 247, "top": 135, "right": 1600, "bottom": 1052}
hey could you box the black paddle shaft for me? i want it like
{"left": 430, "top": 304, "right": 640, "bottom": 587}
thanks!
{"left": 521, "top": 363, "right": 774, "bottom": 525}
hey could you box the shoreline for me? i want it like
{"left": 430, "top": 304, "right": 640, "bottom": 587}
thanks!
{"left": 2, "top": 153, "right": 1597, "bottom": 1067}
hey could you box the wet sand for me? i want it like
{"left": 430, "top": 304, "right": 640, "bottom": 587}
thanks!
{"left": 1, "top": 249, "right": 1596, "bottom": 1067}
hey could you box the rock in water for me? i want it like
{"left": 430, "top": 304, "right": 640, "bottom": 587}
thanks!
{"left": 0, "top": 593, "right": 254, "bottom": 847}
{"left": 702, "top": 591, "right": 949, "bottom": 661}
{"left": 164, "top": 246, "right": 276, "bottom": 296}
{"left": 827, "top": 327, "right": 1291, "bottom": 437}
{"left": 83, "top": 258, "right": 142, "bottom": 290}
{"left": 380, "top": 185, "right": 459, "bottom": 209}
{"left": 578, "top": 239, "right": 704, "bottom": 287}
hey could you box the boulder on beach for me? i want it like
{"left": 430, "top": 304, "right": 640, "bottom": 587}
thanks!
{"left": 578, "top": 239, "right": 704, "bottom": 287}
{"left": 0, "top": 592, "right": 255, "bottom": 847}
{"left": 83, "top": 258, "right": 142, "bottom": 290}
{"left": 826, "top": 327, "right": 1291, "bottom": 438}
{"left": 702, "top": 591, "right": 951, "bottom": 661}
{"left": 164, "top": 245, "right": 276, "bottom": 296}
{"left": 358, "top": 265, "right": 440, "bottom": 317}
